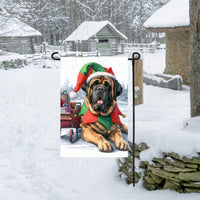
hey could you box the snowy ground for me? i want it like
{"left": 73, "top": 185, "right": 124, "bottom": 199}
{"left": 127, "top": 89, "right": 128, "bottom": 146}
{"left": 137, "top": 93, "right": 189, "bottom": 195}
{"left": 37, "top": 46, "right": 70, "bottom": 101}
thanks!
{"left": 136, "top": 84, "right": 200, "bottom": 161}
{"left": 0, "top": 51, "right": 200, "bottom": 200}
{"left": 142, "top": 50, "right": 165, "bottom": 74}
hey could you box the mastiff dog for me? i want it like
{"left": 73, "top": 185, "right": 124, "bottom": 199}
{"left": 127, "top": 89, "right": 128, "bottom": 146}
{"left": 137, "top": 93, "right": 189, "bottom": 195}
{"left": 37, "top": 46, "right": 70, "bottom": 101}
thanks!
{"left": 76, "top": 65, "right": 128, "bottom": 152}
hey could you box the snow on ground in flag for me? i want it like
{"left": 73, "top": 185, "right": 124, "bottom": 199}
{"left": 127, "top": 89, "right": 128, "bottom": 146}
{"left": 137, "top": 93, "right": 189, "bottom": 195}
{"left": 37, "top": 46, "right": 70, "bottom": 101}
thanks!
{"left": 0, "top": 51, "right": 200, "bottom": 200}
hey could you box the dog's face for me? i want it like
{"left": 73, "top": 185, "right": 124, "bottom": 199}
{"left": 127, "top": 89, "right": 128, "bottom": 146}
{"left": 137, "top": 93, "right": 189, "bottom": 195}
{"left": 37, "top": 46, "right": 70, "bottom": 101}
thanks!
{"left": 82, "top": 76, "right": 122, "bottom": 114}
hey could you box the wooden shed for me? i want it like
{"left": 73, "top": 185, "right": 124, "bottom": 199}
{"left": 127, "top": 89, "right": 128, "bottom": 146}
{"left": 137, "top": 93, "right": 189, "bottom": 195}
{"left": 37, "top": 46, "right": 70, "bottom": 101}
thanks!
{"left": 65, "top": 21, "right": 127, "bottom": 56}
{"left": 144, "top": 0, "right": 190, "bottom": 84}
{"left": 0, "top": 9, "right": 42, "bottom": 54}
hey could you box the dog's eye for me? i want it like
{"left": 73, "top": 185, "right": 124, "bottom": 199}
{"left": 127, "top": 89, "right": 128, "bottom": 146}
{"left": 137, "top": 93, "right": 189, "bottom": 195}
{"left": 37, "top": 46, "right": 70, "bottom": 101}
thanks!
{"left": 103, "top": 81, "right": 110, "bottom": 87}
{"left": 94, "top": 80, "right": 100, "bottom": 85}
{"left": 91, "top": 80, "right": 100, "bottom": 87}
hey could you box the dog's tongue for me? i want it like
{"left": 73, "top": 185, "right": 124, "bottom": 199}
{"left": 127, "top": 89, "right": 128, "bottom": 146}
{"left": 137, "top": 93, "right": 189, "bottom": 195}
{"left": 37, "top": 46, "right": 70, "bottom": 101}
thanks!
{"left": 97, "top": 100, "right": 103, "bottom": 104}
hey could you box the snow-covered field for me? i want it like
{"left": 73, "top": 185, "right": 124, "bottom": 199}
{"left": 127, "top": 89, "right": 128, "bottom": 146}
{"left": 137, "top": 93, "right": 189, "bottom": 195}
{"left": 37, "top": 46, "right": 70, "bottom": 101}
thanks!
{"left": 136, "top": 84, "right": 200, "bottom": 161}
{"left": 0, "top": 51, "right": 200, "bottom": 200}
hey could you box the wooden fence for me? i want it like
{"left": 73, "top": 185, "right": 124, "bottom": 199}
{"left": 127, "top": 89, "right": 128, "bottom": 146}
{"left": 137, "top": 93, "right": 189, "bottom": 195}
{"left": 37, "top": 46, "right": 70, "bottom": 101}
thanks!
{"left": 120, "top": 43, "right": 157, "bottom": 53}
{"left": 34, "top": 43, "right": 62, "bottom": 54}
{"left": 34, "top": 42, "right": 164, "bottom": 56}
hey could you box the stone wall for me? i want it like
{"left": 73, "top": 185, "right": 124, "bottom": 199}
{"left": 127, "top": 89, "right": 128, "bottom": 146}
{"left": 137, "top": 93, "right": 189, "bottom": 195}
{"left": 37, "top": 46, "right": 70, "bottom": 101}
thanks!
{"left": 165, "top": 31, "right": 190, "bottom": 85}
{"left": 118, "top": 142, "right": 146, "bottom": 184}
{"left": 119, "top": 142, "right": 200, "bottom": 193}
{"left": 142, "top": 152, "right": 200, "bottom": 193}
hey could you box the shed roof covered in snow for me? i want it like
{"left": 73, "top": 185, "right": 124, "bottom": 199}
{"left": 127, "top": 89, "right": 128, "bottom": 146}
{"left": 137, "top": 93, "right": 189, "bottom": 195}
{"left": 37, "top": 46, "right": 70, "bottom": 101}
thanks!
{"left": 65, "top": 20, "right": 127, "bottom": 41}
{"left": 0, "top": 8, "right": 41, "bottom": 37}
{"left": 144, "top": 0, "right": 189, "bottom": 32}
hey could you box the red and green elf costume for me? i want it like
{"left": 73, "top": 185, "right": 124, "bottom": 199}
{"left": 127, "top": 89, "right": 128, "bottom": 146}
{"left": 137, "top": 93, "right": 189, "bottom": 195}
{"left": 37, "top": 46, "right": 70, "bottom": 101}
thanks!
{"left": 69, "top": 62, "right": 125, "bottom": 131}
{"left": 78, "top": 101, "right": 124, "bottom": 131}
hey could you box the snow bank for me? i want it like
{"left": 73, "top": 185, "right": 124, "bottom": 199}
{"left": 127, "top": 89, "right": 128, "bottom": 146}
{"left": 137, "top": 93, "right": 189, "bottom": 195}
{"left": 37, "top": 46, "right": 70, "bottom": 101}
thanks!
{"left": 134, "top": 84, "right": 200, "bottom": 162}
{"left": 144, "top": 0, "right": 189, "bottom": 28}
{"left": 183, "top": 117, "right": 200, "bottom": 135}
{"left": 0, "top": 51, "right": 24, "bottom": 61}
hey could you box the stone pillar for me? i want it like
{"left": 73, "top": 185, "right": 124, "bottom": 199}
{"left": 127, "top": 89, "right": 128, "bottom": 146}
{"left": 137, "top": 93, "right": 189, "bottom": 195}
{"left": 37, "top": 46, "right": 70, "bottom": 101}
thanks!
{"left": 164, "top": 31, "right": 190, "bottom": 85}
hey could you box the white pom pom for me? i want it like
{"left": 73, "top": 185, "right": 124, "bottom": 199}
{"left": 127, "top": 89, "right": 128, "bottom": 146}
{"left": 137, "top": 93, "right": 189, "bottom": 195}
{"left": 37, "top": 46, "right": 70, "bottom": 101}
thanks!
{"left": 69, "top": 91, "right": 77, "bottom": 99}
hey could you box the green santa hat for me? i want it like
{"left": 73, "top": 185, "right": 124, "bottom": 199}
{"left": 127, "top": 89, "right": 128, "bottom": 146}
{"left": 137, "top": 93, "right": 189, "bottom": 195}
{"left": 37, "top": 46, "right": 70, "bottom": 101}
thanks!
{"left": 70, "top": 62, "right": 116, "bottom": 98}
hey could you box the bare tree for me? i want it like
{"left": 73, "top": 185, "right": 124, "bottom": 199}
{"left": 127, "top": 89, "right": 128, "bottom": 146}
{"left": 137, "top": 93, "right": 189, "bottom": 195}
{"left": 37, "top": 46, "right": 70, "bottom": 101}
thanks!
{"left": 1, "top": 0, "right": 170, "bottom": 45}
{"left": 190, "top": 0, "right": 200, "bottom": 117}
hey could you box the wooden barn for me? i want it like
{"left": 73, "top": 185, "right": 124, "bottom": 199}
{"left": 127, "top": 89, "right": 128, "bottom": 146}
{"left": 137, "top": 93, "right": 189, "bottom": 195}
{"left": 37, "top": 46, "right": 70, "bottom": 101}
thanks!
{"left": 144, "top": 0, "right": 190, "bottom": 84}
{"left": 65, "top": 21, "right": 127, "bottom": 56}
{"left": 0, "top": 8, "right": 42, "bottom": 54}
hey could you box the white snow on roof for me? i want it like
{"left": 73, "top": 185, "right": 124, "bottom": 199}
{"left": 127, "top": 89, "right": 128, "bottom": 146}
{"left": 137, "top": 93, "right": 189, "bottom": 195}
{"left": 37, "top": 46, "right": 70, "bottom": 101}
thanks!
{"left": 0, "top": 9, "right": 41, "bottom": 37}
{"left": 144, "top": 0, "right": 189, "bottom": 29}
{"left": 65, "top": 21, "right": 127, "bottom": 41}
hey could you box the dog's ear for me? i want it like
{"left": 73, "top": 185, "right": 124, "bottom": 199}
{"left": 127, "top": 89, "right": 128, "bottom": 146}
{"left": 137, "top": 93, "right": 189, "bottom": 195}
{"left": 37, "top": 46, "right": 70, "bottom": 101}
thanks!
{"left": 113, "top": 79, "right": 122, "bottom": 99}
{"left": 81, "top": 82, "right": 88, "bottom": 93}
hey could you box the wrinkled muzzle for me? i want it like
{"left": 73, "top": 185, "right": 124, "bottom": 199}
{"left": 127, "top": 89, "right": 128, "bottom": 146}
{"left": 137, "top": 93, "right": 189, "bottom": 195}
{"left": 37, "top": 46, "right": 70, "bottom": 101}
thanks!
{"left": 90, "top": 84, "right": 111, "bottom": 113}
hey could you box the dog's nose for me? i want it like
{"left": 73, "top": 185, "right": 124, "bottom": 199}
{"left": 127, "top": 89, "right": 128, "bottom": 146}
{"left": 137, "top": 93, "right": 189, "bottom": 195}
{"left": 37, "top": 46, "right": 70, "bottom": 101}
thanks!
{"left": 96, "top": 85, "right": 104, "bottom": 91}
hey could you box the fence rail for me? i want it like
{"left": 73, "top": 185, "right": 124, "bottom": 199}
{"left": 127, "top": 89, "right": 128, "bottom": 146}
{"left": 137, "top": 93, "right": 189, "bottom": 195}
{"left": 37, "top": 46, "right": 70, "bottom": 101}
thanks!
{"left": 120, "top": 43, "right": 158, "bottom": 53}
{"left": 34, "top": 43, "right": 63, "bottom": 54}
{"left": 1, "top": 42, "right": 165, "bottom": 56}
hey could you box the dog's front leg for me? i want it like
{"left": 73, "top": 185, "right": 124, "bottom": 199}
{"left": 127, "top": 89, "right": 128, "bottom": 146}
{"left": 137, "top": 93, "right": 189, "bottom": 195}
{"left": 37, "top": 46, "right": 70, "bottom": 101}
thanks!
{"left": 109, "top": 129, "right": 128, "bottom": 151}
{"left": 81, "top": 125, "right": 113, "bottom": 152}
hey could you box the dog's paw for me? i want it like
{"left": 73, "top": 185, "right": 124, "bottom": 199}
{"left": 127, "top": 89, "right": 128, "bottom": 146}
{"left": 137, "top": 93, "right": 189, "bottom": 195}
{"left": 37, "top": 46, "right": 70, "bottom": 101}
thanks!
{"left": 121, "top": 123, "right": 128, "bottom": 134}
{"left": 115, "top": 139, "right": 128, "bottom": 151}
{"left": 98, "top": 140, "right": 113, "bottom": 152}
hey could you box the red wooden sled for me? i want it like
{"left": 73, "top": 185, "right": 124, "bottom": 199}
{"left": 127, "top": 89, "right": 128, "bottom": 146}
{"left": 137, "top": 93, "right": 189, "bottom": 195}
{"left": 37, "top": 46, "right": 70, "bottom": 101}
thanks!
{"left": 60, "top": 102, "right": 82, "bottom": 143}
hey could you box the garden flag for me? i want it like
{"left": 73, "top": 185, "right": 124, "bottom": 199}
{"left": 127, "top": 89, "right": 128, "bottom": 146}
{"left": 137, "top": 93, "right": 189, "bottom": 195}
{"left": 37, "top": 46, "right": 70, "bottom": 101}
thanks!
{"left": 60, "top": 57, "right": 130, "bottom": 158}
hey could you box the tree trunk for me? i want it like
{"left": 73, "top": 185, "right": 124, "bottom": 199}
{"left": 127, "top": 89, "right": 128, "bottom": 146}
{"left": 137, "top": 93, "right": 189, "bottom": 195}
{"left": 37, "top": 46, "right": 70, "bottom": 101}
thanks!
{"left": 190, "top": 0, "right": 200, "bottom": 117}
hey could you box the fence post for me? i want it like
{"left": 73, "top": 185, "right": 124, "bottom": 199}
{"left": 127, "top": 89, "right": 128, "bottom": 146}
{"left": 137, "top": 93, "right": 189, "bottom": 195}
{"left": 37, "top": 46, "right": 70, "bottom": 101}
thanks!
{"left": 41, "top": 42, "right": 48, "bottom": 54}
{"left": 63, "top": 41, "right": 67, "bottom": 52}
{"left": 121, "top": 43, "right": 124, "bottom": 54}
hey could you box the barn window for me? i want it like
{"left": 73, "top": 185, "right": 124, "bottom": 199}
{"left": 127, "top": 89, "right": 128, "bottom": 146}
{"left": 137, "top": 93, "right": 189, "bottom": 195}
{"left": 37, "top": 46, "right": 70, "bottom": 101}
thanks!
{"left": 98, "top": 39, "right": 108, "bottom": 43}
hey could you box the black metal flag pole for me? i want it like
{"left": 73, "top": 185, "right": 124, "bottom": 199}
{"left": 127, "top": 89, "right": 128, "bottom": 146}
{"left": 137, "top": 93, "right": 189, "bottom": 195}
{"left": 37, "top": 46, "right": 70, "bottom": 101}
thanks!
{"left": 53, "top": 51, "right": 140, "bottom": 186}
{"left": 128, "top": 52, "right": 140, "bottom": 187}
{"left": 51, "top": 52, "right": 61, "bottom": 60}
